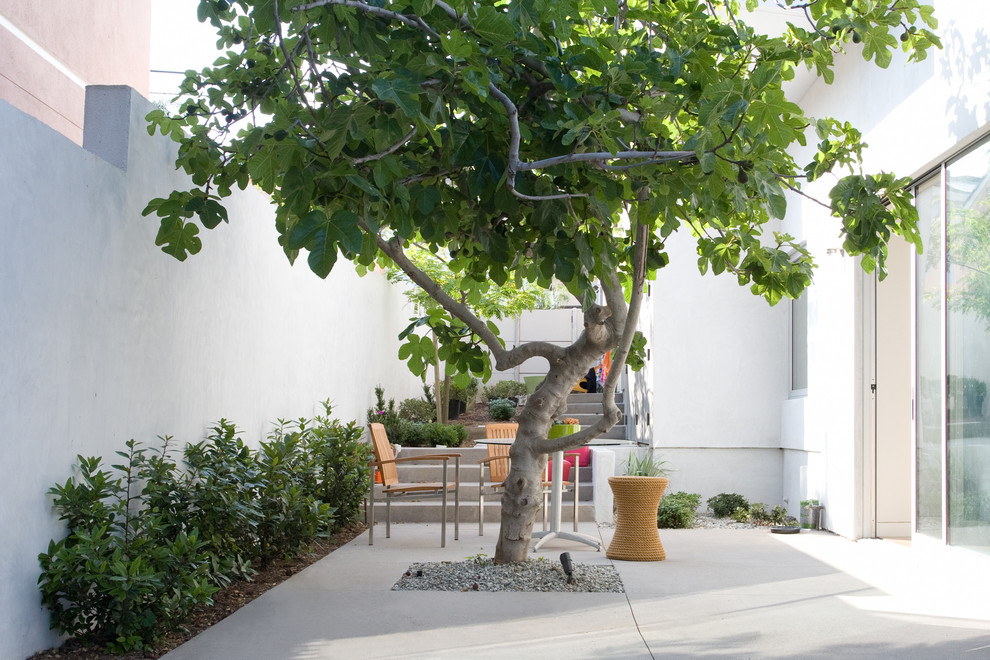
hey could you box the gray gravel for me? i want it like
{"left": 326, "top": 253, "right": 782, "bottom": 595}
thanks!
{"left": 392, "top": 558, "right": 625, "bottom": 593}
{"left": 392, "top": 516, "right": 771, "bottom": 593}
{"left": 691, "top": 513, "right": 760, "bottom": 529}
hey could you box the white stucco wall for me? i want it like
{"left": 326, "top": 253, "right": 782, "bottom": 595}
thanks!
{"left": 650, "top": 230, "right": 790, "bottom": 505}
{"left": 0, "top": 87, "right": 421, "bottom": 659}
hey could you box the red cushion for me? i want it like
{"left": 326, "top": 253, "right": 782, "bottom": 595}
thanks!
{"left": 547, "top": 459, "right": 573, "bottom": 482}
{"left": 566, "top": 446, "right": 591, "bottom": 467}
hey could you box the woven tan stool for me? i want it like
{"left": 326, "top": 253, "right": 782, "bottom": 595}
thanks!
{"left": 606, "top": 476, "right": 669, "bottom": 561}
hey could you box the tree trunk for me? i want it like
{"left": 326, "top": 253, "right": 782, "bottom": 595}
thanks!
{"left": 494, "top": 306, "right": 621, "bottom": 563}
{"left": 432, "top": 332, "right": 445, "bottom": 423}
{"left": 375, "top": 230, "right": 648, "bottom": 564}
{"left": 441, "top": 375, "right": 451, "bottom": 424}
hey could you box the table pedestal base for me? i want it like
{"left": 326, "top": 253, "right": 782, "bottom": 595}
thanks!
{"left": 532, "top": 528, "right": 601, "bottom": 552}
{"left": 530, "top": 448, "right": 601, "bottom": 552}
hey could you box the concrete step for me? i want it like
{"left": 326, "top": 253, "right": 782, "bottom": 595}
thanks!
{"left": 565, "top": 402, "right": 614, "bottom": 414}
{"left": 366, "top": 500, "right": 596, "bottom": 524}
{"left": 564, "top": 413, "right": 626, "bottom": 427}
{"left": 566, "top": 392, "right": 623, "bottom": 405}
{"left": 599, "top": 425, "right": 627, "bottom": 440}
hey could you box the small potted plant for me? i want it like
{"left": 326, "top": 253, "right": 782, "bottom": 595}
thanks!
{"left": 447, "top": 378, "right": 478, "bottom": 420}
{"left": 607, "top": 449, "right": 670, "bottom": 561}
{"left": 548, "top": 417, "right": 581, "bottom": 438}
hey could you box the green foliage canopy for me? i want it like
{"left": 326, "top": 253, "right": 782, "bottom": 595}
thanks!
{"left": 145, "top": 0, "right": 938, "bottom": 381}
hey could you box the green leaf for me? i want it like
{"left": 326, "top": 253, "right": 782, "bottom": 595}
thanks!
{"left": 370, "top": 78, "right": 422, "bottom": 120}
{"left": 330, "top": 210, "right": 363, "bottom": 254}
{"left": 287, "top": 210, "right": 328, "bottom": 250}
{"left": 748, "top": 89, "right": 803, "bottom": 147}
{"left": 700, "top": 152, "right": 717, "bottom": 174}
{"left": 155, "top": 217, "right": 202, "bottom": 261}
{"left": 698, "top": 79, "right": 742, "bottom": 127}
{"left": 307, "top": 227, "right": 338, "bottom": 279}
{"left": 441, "top": 30, "right": 474, "bottom": 58}
{"left": 472, "top": 6, "right": 516, "bottom": 46}
{"left": 198, "top": 199, "right": 228, "bottom": 229}
{"left": 862, "top": 28, "right": 898, "bottom": 68}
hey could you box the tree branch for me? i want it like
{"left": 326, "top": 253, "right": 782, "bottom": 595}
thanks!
{"left": 521, "top": 150, "right": 697, "bottom": 172}
{"left": 775, "top": 173, "right": 832, "bottom": 210}
{"left": 434, "top": 0, "right": 471, "bottom": 29}
{"left": 600, "top": 268, "right": 629, "bottom": 335}
{"left": 534, "top": 224, "right": 649, "bottom": 454}
{"left": 296, "top": 0, "right": 441, "bottom": 39}
{"left": 353, "top": 127, "right": 417, "bottom": 165}
{"left": 296, "top": 0, "right": 702, "bottom": 202}
{"left": 371, "top": 226, "right": 565, "bottom": 369}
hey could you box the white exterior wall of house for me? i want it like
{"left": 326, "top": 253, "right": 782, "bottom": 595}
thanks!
{"left": 0, "top": 87, "right": 421, "bottom": 660}
{"left": 781, "top": 0, "right": 990, "bottom": 540}
{"left": 646, "top": 2, "right": 990, "bottom": 532}
{"left": 650, "top": 230, "right": 791, "bottom": 508}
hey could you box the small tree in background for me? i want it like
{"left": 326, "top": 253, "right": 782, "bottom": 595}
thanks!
{"left": 388, "top": 246, "right": 560, "bottom": 422}
{"left": 145, "top": 0, "right": 938, "bottom": 562}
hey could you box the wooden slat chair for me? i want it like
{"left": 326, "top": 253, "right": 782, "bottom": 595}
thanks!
{"left": 477, "top": 423, "right": 580, "bottom": 536}
{"left": 477, "top": 423, "right": 516, "bottom": 536}
{"left": 367, "top": 423, "right": 461, "bottom": 547}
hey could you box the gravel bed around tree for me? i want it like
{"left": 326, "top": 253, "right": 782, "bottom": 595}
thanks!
{"left": 392, "top": 516, "right": 767, "bottom": 593}
{"left": 392, "top": 558, "right": 625, "bottom": 592}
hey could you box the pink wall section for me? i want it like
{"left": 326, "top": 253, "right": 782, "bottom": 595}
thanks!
{"left": 0, "top": 0, "right": 151, "bottom": 143}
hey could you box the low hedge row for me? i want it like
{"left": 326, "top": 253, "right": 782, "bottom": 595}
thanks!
{"left": 38, "top": 401, "right": 369, "bottom": 653}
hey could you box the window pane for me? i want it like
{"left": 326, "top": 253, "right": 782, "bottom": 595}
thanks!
{"left": 916, "top": 174, "right": 944, "bottom": 539}
{"left": 946, "top": 137, "right": 990, "bottom": 554}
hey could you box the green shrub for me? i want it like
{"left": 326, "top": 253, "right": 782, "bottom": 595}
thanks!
{"left": 449, "top": 377, "right": 479, "bottom": 403}
{"left": 707, "top": 492, "right": 749, "bottom": 518}
{"left": 367, "top": 385, "right": 402, "bottom": 439}
{"left": 489, "top": 398, "right": 516, "bottom": 421}
{"left": 425, "top": 422, "right": 466, "bottom": 447}
{"left": 731, "top": 506, "right": 750, "bottom": 522}
{"left": 398, "top": 421, "right": 466, "bottom": 447}
{"left": 300, "top": 404, "right": 371, "bottom": 529}
{"left": 38, "top": 403, "right": 371, "bottom": 651}
{"left": 183, "top": 420, "right": 262, "bottom": 584}
{"left": 482, "top": 380, "right": 529, "bottom": 401}
{"left": 746, "top": 503, "right": 788, "bottom": 525}
{"left": 254, "top": 425, "right": 332, "bottom": 566}
{"left": 748, "top": 502, "right": 770, "bottom": 522}
{"left": 38, "top": 441, "right": 217, "bottom": 653}
{"left": 399, "top": 397, "right": 436, "bottom": 422}
{"left": 657, "top": 491, "right": 701, "bottom": 528}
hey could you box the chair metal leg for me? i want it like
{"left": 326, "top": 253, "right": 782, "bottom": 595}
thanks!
{"left": 454, "top": 458, "right": 459, "bottom": 541}
{"left": 368, "top": 467, "right": 375, "bottom": 546}
{"left": 479, "top": 489, "right": 485, "bottom": 536}
{"left": 543, "top": 491, "right": 548, "bottom": 531}
{"left": 441, "top": 461, "right": 448, "bottom": 548}
{"left": 573, "top": 463, "right": 580, "bottom": 533}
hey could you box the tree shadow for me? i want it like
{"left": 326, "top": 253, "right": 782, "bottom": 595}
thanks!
{"left": 941, "top": 20, "right": 990, "bottom": 146}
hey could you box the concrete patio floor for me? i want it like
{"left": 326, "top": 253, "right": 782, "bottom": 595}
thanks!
{"left": 163, "top": 523, "right": 990, "bottom": 659}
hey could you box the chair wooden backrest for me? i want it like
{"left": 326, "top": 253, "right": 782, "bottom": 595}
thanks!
{"left": 369, "top": 423, "right": 399, "bottom": 487}
{"left": 484, "top": 423, "right": 517, "bottom": 484}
